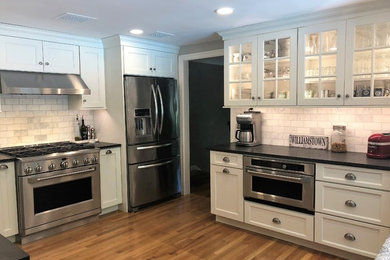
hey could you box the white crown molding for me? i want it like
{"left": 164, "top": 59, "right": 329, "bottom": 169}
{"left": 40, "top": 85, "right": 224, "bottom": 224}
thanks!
{"left": 0, "top": 23, "right": 103, "bottom": 48}
{"left": 102, "top": 35, "right": 179, "bottom": 53}
{"left": 219, "top": 0, "right": 390, "bottom": 40}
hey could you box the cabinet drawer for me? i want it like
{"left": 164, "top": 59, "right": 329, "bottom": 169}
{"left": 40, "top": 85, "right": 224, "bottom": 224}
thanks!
{"left": 316, "top": 181, "right": 390, "bottom": 227}
{"left": 210, "top": 151, "right": 242, "bottom": 169}
{"left": 244, "top": 201, "right": 314, "bottom": 241}
{"left": 316, "top": 163, "right": 390, "bottom": 191}
{"left": 315, "top": 213, "right": 389, "bottom": 258}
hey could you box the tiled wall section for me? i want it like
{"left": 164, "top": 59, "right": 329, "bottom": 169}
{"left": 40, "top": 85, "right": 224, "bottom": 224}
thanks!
{"left": 231, "top": 107, "right": 390, "bottom": 153}
{"left": 0, "top": 95, "right": 94, "bottom": 147}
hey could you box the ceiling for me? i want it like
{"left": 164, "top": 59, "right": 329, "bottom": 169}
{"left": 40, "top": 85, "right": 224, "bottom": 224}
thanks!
{"left": 0, "top": 0, "right": 375, "bottom": 47}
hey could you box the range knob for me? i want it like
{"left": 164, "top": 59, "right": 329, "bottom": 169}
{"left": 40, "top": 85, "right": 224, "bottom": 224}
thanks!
{"left": 83, "top": 157, "right": 90, "bottom": 164}
{"left": 48, "top": 163, "right": 56, "bottom": 171}
{"left": 24, "top": 167, "right": 33, "bottom": 174}
{"left": 35, "top": 165, "right": 43, "bottom": 172}
{"left": 92, "top": 156, "right": 98, "bottom": 163}
{"left": 72, "top": 159, "right": 80, "bottom": 166}
{"left": 60, "top": 161, "right": 69, "bottom": 169}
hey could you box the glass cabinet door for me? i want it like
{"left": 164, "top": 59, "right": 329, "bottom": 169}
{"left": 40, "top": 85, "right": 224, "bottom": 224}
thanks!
{"left": 258, "top": 29, "right": 297, "bottom": 105}
{"left": 345, "top": 14, "right": 390, "bottom": 105}
{"left": 298, "top": 22, "right": 346, "bottom": 105}
{"left": 224, "top": 37, "right": 257, "bottom": 106}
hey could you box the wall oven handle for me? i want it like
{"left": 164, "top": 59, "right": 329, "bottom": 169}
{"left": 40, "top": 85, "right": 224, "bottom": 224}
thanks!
{"left": 156, "top": 84, "right": 164, "bottom": 135}
{"left": 29, "top": 167, "right": 96, "bottom": 183}
{"left": 246, "top": 169, "right": 309, "bottom": 182}
{"left": 136, "top": 143, "right": 172, "bottom": 150}
{"left": 151, "top": 83, "right": 158, "bottom": 135}
{"left": 137, "top": 159, "right": 173, "bottom": 169}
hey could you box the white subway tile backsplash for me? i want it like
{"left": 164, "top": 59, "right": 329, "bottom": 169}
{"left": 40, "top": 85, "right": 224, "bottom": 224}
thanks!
{"left": 231, "top": 107, "right": 390, "bottom": 153}
{"left": 0, "top": 95, "right": 95, "bottom": 147}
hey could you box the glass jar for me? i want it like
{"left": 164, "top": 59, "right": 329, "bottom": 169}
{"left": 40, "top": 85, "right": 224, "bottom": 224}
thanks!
{"left": 331, "top": 125, "right": 347, "bottom": 152}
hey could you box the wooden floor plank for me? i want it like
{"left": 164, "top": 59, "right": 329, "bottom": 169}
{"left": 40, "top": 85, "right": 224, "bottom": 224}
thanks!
{"left": 20, "top": 194, "right": 344, "bottom": 260}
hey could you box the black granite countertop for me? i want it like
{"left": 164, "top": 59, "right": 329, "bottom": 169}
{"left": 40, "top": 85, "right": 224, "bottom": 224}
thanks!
{"left": 93, "top": 142, "right": 121, "bottom": 149}
{"left": 210, "top": 143, "right": 390, "bottom": 171}
{"left": 0, "top": 154, "right": 16, "bottom": 163}
{"left": 0, "top": 235, "right": 29, "bottom": 260}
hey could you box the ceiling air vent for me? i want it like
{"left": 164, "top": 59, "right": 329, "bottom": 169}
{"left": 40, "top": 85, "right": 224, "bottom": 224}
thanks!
{"left": 149, "top": 31, "right": 175, "bottom": 38}
{"left": 56, "top": 13, "right": 96, "bottom": 23}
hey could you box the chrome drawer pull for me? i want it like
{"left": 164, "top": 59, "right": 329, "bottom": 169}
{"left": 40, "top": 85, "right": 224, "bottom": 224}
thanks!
{"left": 344, "top": 233, "right": 356, "bottom": 241}
{"left": 345, "top": 173, "right": 356, "bottom": 181}
{"left": 0, "top": 164, "right": 8, "bottom": 170}
{"left": 222, "top": 157, "right": 230, "bottom": 163}
{"left": 345, "top": 200, "right": 357, "bottom": 208}
{"left": 106, "top": 150, "right": 112, "bottom": 154}
{"left": 272, "top": 217, "right": 281, "bottom": 224}
{"left": 222, "top": 168, "right": 230, "bottom": 174}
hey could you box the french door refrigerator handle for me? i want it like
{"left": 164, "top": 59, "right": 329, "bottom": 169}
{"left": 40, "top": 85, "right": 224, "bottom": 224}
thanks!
{"left": 136, "top": 143, "right": 173, "bottom": 150}
{"left": 151, "top": 83, "right": 158, "bottom": 135}
{"left": 156, "top": 84, "right": 164, "bottom": 135}
{"left": 137, "top": 159, "right": 174, "bottom": 169}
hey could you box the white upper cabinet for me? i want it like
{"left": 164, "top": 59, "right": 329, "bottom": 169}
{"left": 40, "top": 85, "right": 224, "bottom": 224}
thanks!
{"left": 0, "top": 35, "right": 44, "bottom": 72}
{"left": 345, "top": 13, "right": 390, "bottom": 105}
{"left": 79, "top": 46, "right": 106, "bottom": 109}
{"left": 258, "top": 29, "right": 297, "bottom": 106}
{"left": 42, "top": 42, "right": 80, "bottom": 74}
{"left": 123, "top": 46, "right": 177, "bottom": 78}
{"left": 0, "top": 35, "right": 80, "bottom": 74}
{"left": 224, "top": 36, "right": 258, "bottom": 106}
{"left": 298, "top": 21, "right": 346, "bottom": 105}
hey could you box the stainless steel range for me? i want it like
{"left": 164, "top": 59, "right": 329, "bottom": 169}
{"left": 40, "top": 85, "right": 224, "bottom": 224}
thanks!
{"left": 0, "top": 142, "right": 101, "bottom": 244}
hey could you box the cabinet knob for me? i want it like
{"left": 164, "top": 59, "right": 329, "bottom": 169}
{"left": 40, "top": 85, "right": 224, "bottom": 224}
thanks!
{"left": 222, "top": 168, "right": 230, "bottom": 174}
{"left": 345, "top": 200, "right": 357, "bottom": 208}
{"left": 222, "top": 157, "right": 230, "bottom": 163}
{"left": 272, "top": 217, "right": 281, "bottom": 224}
{"left": 0, "top": 164, "right": 8, "bottom": 170}
{"left": 83, "top": 99, "right": 87, "bottom": 103}
{"left": 106, "top": 150, "right": 112, "bottom": 155}
{"left": 149, "top": 68, "right": 153, "bottom": 71}
{"left": 257, "top": 96, "right": 261, "bottom": 100}
{"left": 251, "top": 96, "right": 255, "bottom": 100}
{"left": 344, "top": 233, "right": 356, "bottom": 241}
{"left": 153, "top": 68, "right": 156, "bottom": 71}
{"left": 345, "top": 94, "right": 350, "bottom": 98}
{"left": 337, "top": 94, "right": 341, "bottom": 98}
{"left": 39, "top": 61, "right": 43, "bottom": 65}
{"left": 345, "top": 173, "right": 356, "bottom": 181}
{"left": 45, "top": 62, "right": 50, "bottom": 66}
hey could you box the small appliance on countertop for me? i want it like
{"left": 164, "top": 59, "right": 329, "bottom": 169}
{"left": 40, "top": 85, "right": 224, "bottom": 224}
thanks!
{"left": 367, "top": 133, "right": 390, "bottom": 159}
{"left": 235, "top": 108, "right": 261, "bottom": 147}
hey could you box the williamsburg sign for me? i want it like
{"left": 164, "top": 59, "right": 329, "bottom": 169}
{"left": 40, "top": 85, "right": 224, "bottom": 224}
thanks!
{"left": 289, "top": 134, "right": 329, "bottom": 150}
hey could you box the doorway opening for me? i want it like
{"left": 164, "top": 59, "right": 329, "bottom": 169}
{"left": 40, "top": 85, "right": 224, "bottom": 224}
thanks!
{"left": 188, "top": 56, "right": 230, "bottom": 197}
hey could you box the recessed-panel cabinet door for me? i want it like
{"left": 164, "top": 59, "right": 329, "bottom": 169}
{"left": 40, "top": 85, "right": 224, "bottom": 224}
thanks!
{"left": 153, "top": 51, "right": 176, "bottom": 78}
{"left": 0, "top": 35, "right": 44, "bottom": 72}
{"left": 100, "top": 148, "right": 122, "bottom": 210}
{"left": 0, "top": 162, "right": 18, "bottom": 237}
{"left": 123, "top": 46, "right": 153, "bottom": 76}
{"left": 42, "top": 42, "right": 80, "bottom": 74}
{"left": 298, "top": 21, "right": 346, "bottom": 105}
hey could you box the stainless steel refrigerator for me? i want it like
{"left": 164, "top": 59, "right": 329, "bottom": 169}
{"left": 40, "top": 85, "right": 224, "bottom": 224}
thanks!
{"left": 124, "top": 75, "right": 181, "bottom": 212}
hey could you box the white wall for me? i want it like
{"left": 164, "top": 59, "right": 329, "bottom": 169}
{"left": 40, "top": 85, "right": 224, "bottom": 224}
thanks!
{"left": 0, "top": 95, "right": 94, "bottom": 147}
{"left": 231, "top": 107, "right": 390, "bottom": 153}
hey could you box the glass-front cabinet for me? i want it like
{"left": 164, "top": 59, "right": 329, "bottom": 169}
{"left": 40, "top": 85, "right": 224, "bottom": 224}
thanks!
{"left": 224, "top": 37, "right": 257, "bottom": 106}
{"left": 345, "top": 14, "right": 390, "bottom": 105}
{"left": 258, "top": 29, "right": 297, "bottom": 105}
{"left": 298, "top": 22, "right": 346, "bottom": 105}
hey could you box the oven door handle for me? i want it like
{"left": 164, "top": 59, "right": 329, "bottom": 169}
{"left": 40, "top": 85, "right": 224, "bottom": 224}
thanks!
{"left": 246, "top": 169, "right": 311, "bottom": 183}
{"left": 28, "top": 167, "right": 96, "bottom": 183}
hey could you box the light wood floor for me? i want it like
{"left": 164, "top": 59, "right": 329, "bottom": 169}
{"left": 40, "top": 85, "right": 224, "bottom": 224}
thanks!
{"left": 20, "top": 194, "right": 344, "bottom": 260}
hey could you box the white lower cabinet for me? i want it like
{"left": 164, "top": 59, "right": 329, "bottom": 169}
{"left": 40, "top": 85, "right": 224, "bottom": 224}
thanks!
{"left": 0, "top": 162, "right": 18, "bottom": 237}
{"left": 100, "top": 147, "right": 122, "bottom": 212}
{"left": 245, "top": 201, "right": 314, "bottom": 241}
{"left": 315, "top": 213, "right": 389, "bottom": 258}
{"left": 210, "top": 164, "right": 243, "bottom": 221}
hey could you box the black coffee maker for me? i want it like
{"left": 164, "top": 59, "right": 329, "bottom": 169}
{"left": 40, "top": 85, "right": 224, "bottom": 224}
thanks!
{"left": 235, "top": 109, "right": 261, "bottom": 146}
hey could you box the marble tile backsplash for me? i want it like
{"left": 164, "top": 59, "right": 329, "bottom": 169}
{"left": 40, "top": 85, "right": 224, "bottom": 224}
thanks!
{"left": 231, "top": 107, "right": 390, "bottom": 153}
{"left": 0, "top": 95, "right": 94, "bottom": 147}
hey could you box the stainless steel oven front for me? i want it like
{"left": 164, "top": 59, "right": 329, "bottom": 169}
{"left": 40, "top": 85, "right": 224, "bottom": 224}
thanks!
{"left": 243, "top": 156, "right": 315, "bottom": 212}
{"left": 17, "top": 164, "right": 101, "bottom": 237}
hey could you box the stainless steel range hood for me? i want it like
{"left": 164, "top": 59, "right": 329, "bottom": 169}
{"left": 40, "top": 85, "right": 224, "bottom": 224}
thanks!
{"left": 0, "top": 70, "right": 91, "bottom": 95}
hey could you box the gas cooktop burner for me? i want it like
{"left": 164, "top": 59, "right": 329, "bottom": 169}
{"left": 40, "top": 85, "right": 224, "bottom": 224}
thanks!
{"left": 0, "top": 141, "right": 96, "bottom": 158}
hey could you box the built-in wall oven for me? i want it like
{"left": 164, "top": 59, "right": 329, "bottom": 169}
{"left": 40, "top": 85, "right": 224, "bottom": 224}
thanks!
{"left": 244, "top": 156, "right": 315, "bottom": 213}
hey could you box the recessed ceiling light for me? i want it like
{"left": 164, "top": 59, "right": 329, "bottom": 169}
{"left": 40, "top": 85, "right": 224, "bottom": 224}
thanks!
{"left": 129, "top": 29, "right": 143, "bottom": 35}
{"left": 215, "top": 7, "right": 234, "bottom": 16}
